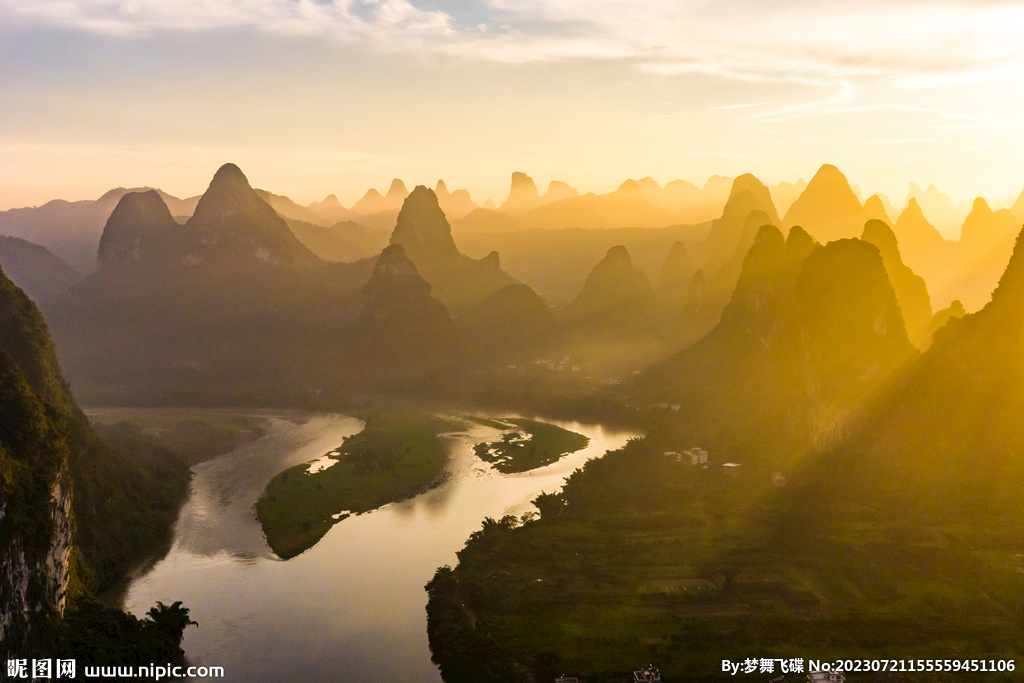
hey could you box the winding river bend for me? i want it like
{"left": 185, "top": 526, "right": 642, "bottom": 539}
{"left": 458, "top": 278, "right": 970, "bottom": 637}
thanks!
{"left": 114, "top": 412, "right": 640, "bottom": 683}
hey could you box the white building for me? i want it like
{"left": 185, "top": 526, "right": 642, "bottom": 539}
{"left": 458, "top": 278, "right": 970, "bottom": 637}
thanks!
{"left": 687, "top": 448, "right": 708, "bottom": 465}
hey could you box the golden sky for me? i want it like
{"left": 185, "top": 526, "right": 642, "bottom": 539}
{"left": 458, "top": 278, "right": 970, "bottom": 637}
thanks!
{"left": 1, "top": 0, "right": 1023, "bottom": 210}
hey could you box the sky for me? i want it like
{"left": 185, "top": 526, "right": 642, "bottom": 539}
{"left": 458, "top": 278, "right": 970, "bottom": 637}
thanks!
{"left": 2, "top": 0, "right": 1024, "bottom": 211}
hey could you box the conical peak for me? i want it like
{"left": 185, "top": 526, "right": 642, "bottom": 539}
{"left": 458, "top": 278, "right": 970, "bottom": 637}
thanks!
{"left": 726, "top": 175, "right": 779, "bottom": 225}
{"left": 753, "top": 223, "right": 785, "bottom": 252}
{"left": 602, "top": 245, "right": 632, "bottom": 267}
{"left": 786, "top": 225, "right": 817, "bottom": 260}
{"left": 375, "top": 243, "right": 417, "bottom": 273}
{"left": 390, "top": 186, "right": 459, "bottom": 262}
{"left": 617, "top": 178, "right": 643, "bottom": 194}
{"left": 387, "top": 179, "right": 409, "bottom": 199}
{"left": 109, "top": 190, "right": 174, "bottom": 225}
{"left": 637, "top": 176, "right": 661, "bottom": 194}
{"left": 861, "top": 219, "right": 900, "bottom": 259}
{"left": 799, "top": 164, "right": 861, "bottom": 206}
{"left": 193, "top": 163, "right": 263, "bottom": 211}
{"left": 864, "top": 195, "right": 888, "bottom": 221}
{"left": 729, "top": 173, "right": 768, "bottom": 199}
{"left": 435, "top": 179, "right": 449, "bottom": 195}
{"left": 98, "top": 190, "right": 178, "bottom": 265}
{"left": 810, "top": 163, "right": 848, "bottom": 186}
{"left": 896, "top": 197, "right": 931, "bottom": 228}
{"left": 970, "top": 196, "right": 992, "bottom": 214}
{"left": 208, "top": 163, "right": 252, "bottom": 193}
{"left": 666, "top": 240, "right": 688, "bottom": 261}
{"left": 402, "top": 185, "right": 442, "bottom": 210}
{"left": 733, "top": 224, "right": 786, "bottom": 288}
{"left": 363, "top": 243, "right": 431, "bottom": 297}
{"left": 363, "top": 188, "right": 384, "bottom": 200}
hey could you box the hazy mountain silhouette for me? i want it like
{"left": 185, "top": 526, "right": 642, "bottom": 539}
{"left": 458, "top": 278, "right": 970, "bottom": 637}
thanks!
{"left": 287, "top": 218, "right": 390, "bottom": 263}
{"left": 0, "top": 187, "right": 198, "bottom": 265}
{"left": 253, "top": 189, "right": 333, "bottom": 227}
{"left": 822, "top": 227, "right": 1024, "bottom": 517}
{"left": 97, "top": 190, "right": 182, "bottom": 267}
{"left": 350, "top": 243, "right": 462, "bottom": 386}
{"left": 455, "top": 174, "right": 728, "bottom": 234}
{"left": 863, "top": 194, "right": 891, "bottom": 223}
{"left": 306, "top": 194, "right": 353, "bottom": 225}
{"left": 351, "top": 179, "right": 409, "bottom": 217}
{"left": 639, "top": 227, "right": 913, "bottom": 454}
{"left": 950, "top": 197, "right": 1020, "bottom": 311}
{"left": 456, "top": 284, "right": 558, "bottom": 361}
{"left": 434, "top": 180, "right": 479, "bottom": 219}
{"left": 561, "top": 245, "right": 657, "bottom": 334}
{"left": 541, "top": 180, "right": 578, "bottom": 204}
{"left": 451, "top": 209, "right": 520, "bottom": 235}
{"left": 0, "top": 236, "right": 83, "bottom": 302}
{"left": 860, "top": 219, "right": 933, "bottom": 349}
{"left": 637, "top": 175, "right": 734, "bottom": 224}
{"left": 1011, "top": 188, "right": 1024, "bottom": 222}
{"left": 655, "top": 240, "right": 693, "bottom": 308}
{"left": 351, "top": 188, "right": 388, "bottom": 216}
{"left": 455, "top": 224, "right": 707, "bottom": 305}
{"left": 893, "top": 198, "right": 951, "bottom": 271}
{"left": 517, "top": 179, "right": 679, "bottom": 231}
{"left": 699, "top": 173, "right": 779, "bottom": 275}
{"left": 928, "top": 298, "right": 965, "bottom": 338}
{"left": 182, "top": 164, "right": 321, "bottom": 267}
{"left": 689, "top": 174, "right": 784, "bottom": 327}
{"left": 769, "top": 179, "right": 806, "bottom": 217}
{"left": 907, "top": 182, "right": 965, "bottom": 239}
{"left": 783, "top": 164, "right": 865, "bottom": 243}
{"left": 44, "top": 164, "right": 375, "bottom": 397}
{"left": 499, "top": 172, "right": 542, "bottom": 212}
{"left": 389, "top": 186, "right": 517, "bottom": 311}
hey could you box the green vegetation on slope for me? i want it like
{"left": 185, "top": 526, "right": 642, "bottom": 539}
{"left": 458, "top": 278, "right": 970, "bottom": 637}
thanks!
{"left": 428, "top": 439, "right": 1024, "bottom": 683}
{"left": 473, "top": 418, "right": 589, "bottom": 473}
{"left": 90, "top": 410, "right": 268, "bottom": 465}
{"left": 257, "top": 411, "right": 449, "bottom": 559}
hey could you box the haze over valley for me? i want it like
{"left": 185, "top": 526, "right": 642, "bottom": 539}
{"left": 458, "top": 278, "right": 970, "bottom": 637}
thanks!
{"left": 4, "top": 1, "right": 1024, "bottom": 679}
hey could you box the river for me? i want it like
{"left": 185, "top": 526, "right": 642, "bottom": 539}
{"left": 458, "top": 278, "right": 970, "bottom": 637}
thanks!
{"left": 114, "top": 411, "right": 641, "bottom": 683}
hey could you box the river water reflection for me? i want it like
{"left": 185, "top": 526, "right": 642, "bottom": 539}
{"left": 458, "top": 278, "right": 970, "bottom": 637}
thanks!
{"left": 118, "top": 411, "right": 641, "bottom": 683}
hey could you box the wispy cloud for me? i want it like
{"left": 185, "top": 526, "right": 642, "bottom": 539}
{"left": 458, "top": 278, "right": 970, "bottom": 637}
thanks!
{"left": 711, "top": 102, "right": 770, "bottom": 110}
{"left": 863, "top": 137, "right": 956, "bottom": 145}
{"left": 0, "top": 0, "right": 453, "bottom": 39}
{"left": 3, "top": 0, "right": 1024, "bottom": 91}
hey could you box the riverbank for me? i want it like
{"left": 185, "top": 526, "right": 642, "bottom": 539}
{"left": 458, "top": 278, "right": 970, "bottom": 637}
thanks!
{"left": 427, "top": 437, "right": 1024, "bottom": 682}
{"left": 116, "top": 412, "right": 638, "bottom": 683}
{"left": 256, "top": 411, "right": 459, "bottom": 559}
{"left": 471, "top": 417, "right": 590, "bottom": 474}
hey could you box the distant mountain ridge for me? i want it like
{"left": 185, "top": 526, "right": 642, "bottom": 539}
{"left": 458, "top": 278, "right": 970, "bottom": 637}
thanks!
{"left": 0, "top": 187, "right": 199, "bottom": 265}
{"left": 0, "top": 236, "right": 83, "bottom": 302}
{"left": 638, "top": 225, "right": 914, "bottom": 455}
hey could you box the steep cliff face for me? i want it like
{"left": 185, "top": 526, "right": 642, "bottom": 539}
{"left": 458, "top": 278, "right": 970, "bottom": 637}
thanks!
{"left": 0, "top": 344, "right": 73, "bottom": 652}
{"left": 1, "top": 260, "right": 192, "bottom": 653}
{"left": 0, "top": 473, "right": 72, "bottom": 651}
